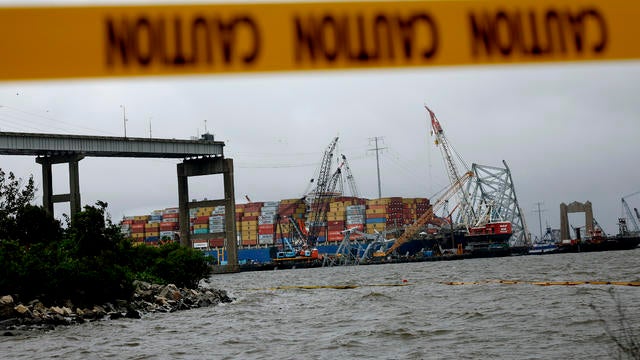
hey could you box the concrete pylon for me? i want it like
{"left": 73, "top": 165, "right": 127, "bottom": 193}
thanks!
{"left": 35, "top": 154, "right": 84, "bottom": 218}
{"left": 559, "top": 201, "right": 594, "bottom": 240}
{"left": 177, "top": 157, "right": 237, "bottom": 271}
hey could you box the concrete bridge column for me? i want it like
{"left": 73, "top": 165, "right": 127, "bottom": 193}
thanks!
{"left": 35, "top": 154, "right": 84, "bottom": 218}
{"left": 177, "top": 157, "right": 237, "bottom": 271}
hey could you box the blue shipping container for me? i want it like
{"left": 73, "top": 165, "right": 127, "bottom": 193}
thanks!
{"left": 366, "top": 217, "right": 386, "bottom": 224}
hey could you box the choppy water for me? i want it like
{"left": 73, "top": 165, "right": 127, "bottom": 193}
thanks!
{"left": 2, "top": 249, "right": 639, "bottom": 359}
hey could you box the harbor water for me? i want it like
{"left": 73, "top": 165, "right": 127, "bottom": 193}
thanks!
{"left": 2, "top": 249, "right": 639, "bottom": 359}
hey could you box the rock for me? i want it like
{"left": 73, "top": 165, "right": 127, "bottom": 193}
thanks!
{"left": 14, "top": 304, "right": 30, "bottom": 316}
{"left": 133, "top": 280, "right": 152, "bottom": 292}
{"left": 92, "top": 305, "right": 106, "bottom": 318}
{"left": 108, "top": 312, "right": 123, "bottom": 320}
{"left": 154, "top": 296, "right": 167, "bottom": 306}
{"left": 159, "top": 284, "right": 179, "bottom": 300}
{"left": 125, "top": 308, "right": 141, "bottom": 319}
{"left": 0, "top": 295, "right": 13, "bottom": 306}
{"left": 197, "top": 298, "right": 211, "bottom": 307}
{"left": 32, "top": 301, "right": 46, "bottom": 314}
{"left": 80, "top": 308, "right": 97, "bottom": 320}
{"left": 61, "top": 307, "right": 73, "bottom": 317}
{"left": 50, "top": 306, "right": 64, "bottom": 316}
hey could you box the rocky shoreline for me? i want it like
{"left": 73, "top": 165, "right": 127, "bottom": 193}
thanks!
{"left": 0, "top": 280, "right": 233, "bottom": 335}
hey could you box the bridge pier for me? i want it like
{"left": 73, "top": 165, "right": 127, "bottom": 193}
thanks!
{"left": 177, "top": 157, "right": 238, "bottom": 271}
{"left": 35, "top": 154, "right": 84, "bottom": 218}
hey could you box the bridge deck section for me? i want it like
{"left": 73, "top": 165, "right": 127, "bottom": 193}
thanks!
{"left": 0, "top": 132, "right": 223, "bottom": 158}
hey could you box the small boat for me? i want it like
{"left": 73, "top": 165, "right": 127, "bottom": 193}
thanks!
{"left": 528, "top": 241, "right": 558, "bottom": 255}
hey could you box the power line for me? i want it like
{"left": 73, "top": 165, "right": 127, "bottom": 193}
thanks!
{"left": 367, "top": 136, "right": 386, "bottom": 198}
{"left": 533, "top": 202, "right": 547, "bottom": 241}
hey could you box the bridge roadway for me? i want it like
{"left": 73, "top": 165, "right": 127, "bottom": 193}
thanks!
{"left": 0, "top": 131, "right": 238, "bottom": 269}
{"left": 0, "top": 131, "right": 224, "bottom": 158}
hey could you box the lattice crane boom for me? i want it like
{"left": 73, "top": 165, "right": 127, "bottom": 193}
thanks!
{"left": 340, "top": 154, "right": 359, "bottom": 198}
{"left": 425, "top": 105, "right": 476, "bottom": 226}
{"left": 385, "top": 171, "right": 474, "bottom": 256}
{"left": 307, "top": 137, "right": 339, "bottom": 245}
{"left": 622, "top": 194, "right": 640, "bottom": 232}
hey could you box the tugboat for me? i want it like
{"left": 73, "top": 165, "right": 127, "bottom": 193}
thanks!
{"left": 529, "top": 226, "right": 559, "bottom": 255}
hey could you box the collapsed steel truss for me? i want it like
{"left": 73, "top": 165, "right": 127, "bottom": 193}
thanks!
{"left": 465, "top": 160, "right": 530, "bottom": 246}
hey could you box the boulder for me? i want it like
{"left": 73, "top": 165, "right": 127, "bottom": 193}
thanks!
{"left": 14, "top": 304, "right": 30, "bottom": 317}
{"left": 159, "top": 284, "right": 180, "bottom": 300}
{"left": 154, "top": 296, "right": 167, "bottom": 306}
{"left": 50, "top": 306, "right": 64, "bottom": 316}
{"left": 0, "top": 295, "right": 13, "bottom": 306}
{"left": 125, "top": 308, "right": 141, "bottom": 319}
{"left": 92, "top": 305, "right": 106, "bottom": 318}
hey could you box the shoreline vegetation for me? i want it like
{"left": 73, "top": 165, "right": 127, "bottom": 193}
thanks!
{"left": 0, "top": 169, "right": 228, "bottom": 334}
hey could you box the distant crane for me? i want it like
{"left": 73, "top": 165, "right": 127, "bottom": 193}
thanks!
{"left": 621, "top": 191, "right": 640, "bottom": 232}
{"left": 340, "top": 154, "right": 359, "bottom": 198}
{"left": 306, "top": 137, "right": 339, "bottom": 246}
{"left": 425, "top": 105, "right": 476, "bottom": 226}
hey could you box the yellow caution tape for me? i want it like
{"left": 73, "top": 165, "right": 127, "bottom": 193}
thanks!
{"left": 250, "top": 283, "right": 412, "bottom": 291}
{"left": 1, "top": 0, "right": 639, "bottom": 81}
{"left": 441, "top": 280, "right": 640, "bottom": 287}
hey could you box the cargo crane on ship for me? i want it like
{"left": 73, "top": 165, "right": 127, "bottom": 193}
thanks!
{"left": 425, "top": 106, "right": 522, "bottom": 251}
{"left": 340, "top": 154, "right": 359, "bottom": 198}
{"left": 375, "top": 171, "right": 475, "bottom": 258}
{"left": 621, "top": 191, "right": 640, "bottom": 234}
{"left": 306, "top": 137, "right": 340, "bottom": 246}
{"left": 271, "top": 138, "right": 343, "bottom": 265}
{"left": 426, "top": 105, "right": 477, "bottom": 226}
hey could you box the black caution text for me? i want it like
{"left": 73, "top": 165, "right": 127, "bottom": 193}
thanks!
{"left": 105, "top": 15, "right": 261, "bottom": 68}
{"left": 294, "top": 13, "right": 439, "bottom": 64}
{"left": 469, "top": 8, "right": 607, "bottom": 57}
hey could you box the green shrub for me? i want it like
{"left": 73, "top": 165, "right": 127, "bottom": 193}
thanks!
{"left": 0, "top": 179, "right": 212, "bottom": 308}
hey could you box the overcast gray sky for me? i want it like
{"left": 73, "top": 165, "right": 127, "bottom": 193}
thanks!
{"left": 1, "top": 1, "right": 639, "bottom": 238}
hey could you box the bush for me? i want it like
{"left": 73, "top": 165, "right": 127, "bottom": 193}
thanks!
{"left": 0, "top": 174, "right": 213, "bottom": 308}
{"left": 151, "top": 243, "right": 211, "bottom": 288}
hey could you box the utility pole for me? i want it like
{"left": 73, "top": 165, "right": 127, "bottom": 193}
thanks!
{"left": 368, "top": 136, "right": 386, "bottom": 198}
{"left": 120, "top": 105, "right": 128, "bottom": 138}
{"left": 533, "top": 202, "right": 546, "bottom": 241}
{"left": 149, "top": 117, "right": 152, "bottom": 138}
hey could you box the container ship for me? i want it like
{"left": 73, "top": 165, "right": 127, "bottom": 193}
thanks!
{"left": 118, "top": 195, "right": 515, "bottom": 265}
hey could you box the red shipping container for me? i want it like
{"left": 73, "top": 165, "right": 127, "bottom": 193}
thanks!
{"left": 328, "top": 220, "right": 345, "bottom": 226}
{"left": 131, "top": 224, "right": 145, "bottom": 232}
{"left": 163, "top": 213, "right": 179, "bottom": 219}
{"left": 346, "top": 224, "right": 365, "bottom": 231}
{"left": 209, "top": 238, "right": 225, "bottom": 248}
{"left": 258, "top": 224, "right": 274, "bottom": 231}
{"left": 160, "top": 222, "right": 179, "bottom": 231}
{"left": 328, "top": 230, "right": 343, "bottom": 238}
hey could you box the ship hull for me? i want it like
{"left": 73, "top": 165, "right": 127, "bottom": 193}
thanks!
{"left": 557, "top": 235, "right": 640, "bottom": 253}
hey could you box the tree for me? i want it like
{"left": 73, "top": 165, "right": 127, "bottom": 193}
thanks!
{"left": 0, "top": 169, "right": 35, "bottom": 217}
